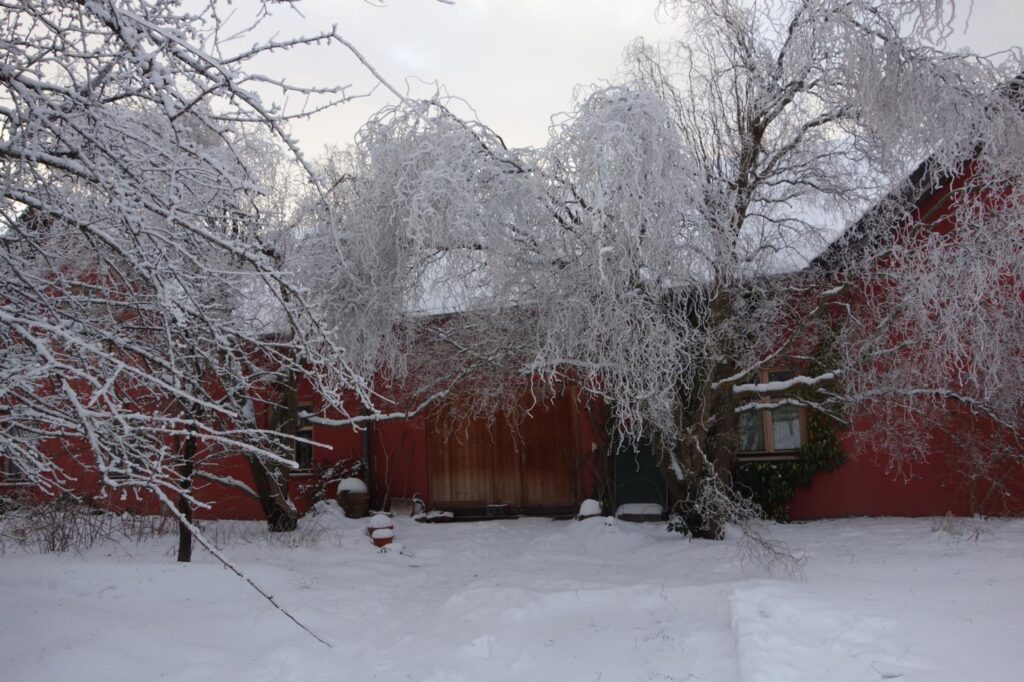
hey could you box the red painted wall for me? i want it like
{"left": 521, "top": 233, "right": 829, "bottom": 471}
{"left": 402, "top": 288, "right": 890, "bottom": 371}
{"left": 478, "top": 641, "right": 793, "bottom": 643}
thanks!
{"left": 370, "top": 418, "right": 430, "bottom": 510}
{"left": 789, "top": 429, "right": 973, "bottom": 519}
{"left": 790, "top": 410, "right": 1024, "bottom": 520}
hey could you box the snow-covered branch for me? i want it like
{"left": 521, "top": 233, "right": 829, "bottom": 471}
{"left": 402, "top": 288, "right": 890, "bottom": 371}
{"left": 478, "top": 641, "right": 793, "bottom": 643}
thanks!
{"left": 732, "top": 373, "right": 839, "bottom": 396}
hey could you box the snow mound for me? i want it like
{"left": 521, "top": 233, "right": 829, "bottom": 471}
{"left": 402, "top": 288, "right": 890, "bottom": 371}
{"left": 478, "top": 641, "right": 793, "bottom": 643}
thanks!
{"left": 730, "top": 583, "right": 929, "bottom": 682}
{"left": 578, "top": 499, "right": 602, "bottom": 518}
{"left": 306, "top": 500, "right": 356, "bottom": 524}
{"left": 529, "top": 515, "right": 652, "bottom": 556}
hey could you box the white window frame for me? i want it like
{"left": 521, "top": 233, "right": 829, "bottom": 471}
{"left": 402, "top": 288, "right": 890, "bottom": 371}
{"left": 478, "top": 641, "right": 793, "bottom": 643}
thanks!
{"left": 737, "top": 370, "right": 809, "bottom": 461}
{"left": 1, "top": 456, "right": 29, "bottom": 485}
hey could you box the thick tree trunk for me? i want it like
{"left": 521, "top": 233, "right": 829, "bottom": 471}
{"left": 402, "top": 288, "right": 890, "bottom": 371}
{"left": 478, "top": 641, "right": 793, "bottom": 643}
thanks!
{"left": 246, "top": 457, "right": 299, "bottom": 532}
{"left": 654, "top": 354, "right": 740, "bottom": 540}
{"left": 176, "top": 435, "right": 196, "bottom": 562}
{"left": 247, "top": 375, "right": 301, "bottom": 532}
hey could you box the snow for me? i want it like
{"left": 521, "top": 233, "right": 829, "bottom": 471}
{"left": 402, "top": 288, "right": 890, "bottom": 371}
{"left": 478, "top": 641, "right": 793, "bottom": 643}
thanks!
{"left": 371, "top": 528, "right": 394, "bottom": 540}
{"left": 413, "top": 510, "right": 455, "bottom": 522}
{"left": 731, "top": 584, "right": 929, "bottom": 682}
{"left": 732, "top": 373, "right": 838, "bottom": 396}
{"left": 578, "top": 498, "right": 602, "bottom": 518}
{"left": 336, "top": 477, "right": 367, "bottom": 494}
{"left": 615, "top": 502, "right": 664, "bottom": 517}
{"left": 3, "top": 515, "right": 1024, "bottom": 681}
{"left": 367, "top": 513, "right": 394, "bottom": 530}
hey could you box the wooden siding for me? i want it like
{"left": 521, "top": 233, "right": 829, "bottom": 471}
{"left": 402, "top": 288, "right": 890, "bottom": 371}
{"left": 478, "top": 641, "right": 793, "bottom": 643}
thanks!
{"left": 428, "top": 393, "right": 580, "bottom": 514}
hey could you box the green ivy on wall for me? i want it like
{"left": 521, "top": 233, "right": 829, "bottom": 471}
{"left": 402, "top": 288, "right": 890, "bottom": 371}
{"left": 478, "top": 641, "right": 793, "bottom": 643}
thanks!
{"left": 732, "top": 412, "right": 846, "bottom": 522}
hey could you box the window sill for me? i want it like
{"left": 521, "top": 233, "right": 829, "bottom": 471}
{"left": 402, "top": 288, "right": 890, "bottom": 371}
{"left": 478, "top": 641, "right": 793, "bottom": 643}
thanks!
{"left": 736, "top": 452, "right": 800, "bottom": 463}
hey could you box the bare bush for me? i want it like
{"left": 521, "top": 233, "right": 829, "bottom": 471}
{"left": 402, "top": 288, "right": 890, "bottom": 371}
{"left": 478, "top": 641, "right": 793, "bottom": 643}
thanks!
{"left": 0, "top": 492, "right": 172, "bottom": 554}
{"left": 930, "top": 513, "right": 991, "bottom": 544}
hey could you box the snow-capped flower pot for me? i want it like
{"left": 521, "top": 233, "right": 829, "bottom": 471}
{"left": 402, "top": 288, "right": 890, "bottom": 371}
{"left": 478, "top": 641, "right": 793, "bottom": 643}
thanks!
{"left": 338, "top": 477, "right": 368, "bottom": 494}
{"left": 336, "top": 477, "right": 369, "bottom": 518}
{"left": 577, "top": 498, "right": 602, "bottom": 520}
{"left": 366, "top": 513, "right": 394, "bottom": 537}
{"left": 371, "top": 528, "right": 394, "bottom": 548}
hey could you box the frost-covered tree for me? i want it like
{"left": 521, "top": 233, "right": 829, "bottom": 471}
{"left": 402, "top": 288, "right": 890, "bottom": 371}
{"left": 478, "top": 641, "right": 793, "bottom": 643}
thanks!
{"left": 346, "top": 0, "right": 1023, "bottom": 537}
{"left": 0, "top": 0, "right": 414, "bottom": 573}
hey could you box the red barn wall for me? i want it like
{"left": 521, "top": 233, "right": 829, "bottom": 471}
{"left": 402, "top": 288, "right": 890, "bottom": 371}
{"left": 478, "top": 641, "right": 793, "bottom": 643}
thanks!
{"left": 370, "top": 418, "right": 430, "bottom": 510}
{"left": 790, "top": 412, "right": 1024, "bottom": 520}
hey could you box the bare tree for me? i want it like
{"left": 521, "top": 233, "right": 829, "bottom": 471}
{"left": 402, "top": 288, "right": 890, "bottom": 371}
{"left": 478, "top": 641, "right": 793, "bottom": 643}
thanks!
{"left": 344, "top": 0, "right": 1023, "bottom": 536}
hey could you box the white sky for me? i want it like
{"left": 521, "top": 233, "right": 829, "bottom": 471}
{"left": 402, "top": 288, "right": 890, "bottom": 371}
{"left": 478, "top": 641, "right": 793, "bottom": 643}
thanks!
{"left": 249, "top": 0, "right": 1024, "bottom": 155}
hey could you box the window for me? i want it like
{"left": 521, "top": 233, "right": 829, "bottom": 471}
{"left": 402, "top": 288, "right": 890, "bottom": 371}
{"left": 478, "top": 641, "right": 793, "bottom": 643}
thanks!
{"left": 770, "top": 405, "right": 802, "bottom": 450}
{"left": 274, "top": 401, "right": 317, "bottom": 472}
{"left": 738, "top": 410, "right": 766, "bottom": 452}
{"left": 737, "top": 371, "right": 806, "bottom": 457}
{"left": 2, "top": 456, "right": 28, "bottom": 484}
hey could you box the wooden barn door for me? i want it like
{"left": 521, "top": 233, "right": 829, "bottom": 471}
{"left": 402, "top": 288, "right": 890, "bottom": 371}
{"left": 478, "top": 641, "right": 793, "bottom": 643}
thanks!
{"left": 518, "top": 395, "right": 578, "bottom": 513}
{"left": 428, "top": 392, "right": 579, "bottom": 514}
{"left": 428, "top": 413, "right": 522, "bottom": 510}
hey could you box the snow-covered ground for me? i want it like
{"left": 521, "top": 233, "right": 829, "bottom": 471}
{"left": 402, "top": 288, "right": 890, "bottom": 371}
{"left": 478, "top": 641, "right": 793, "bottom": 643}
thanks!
{"left": 3, "top": 507, "right": 1023, "bottom": 681}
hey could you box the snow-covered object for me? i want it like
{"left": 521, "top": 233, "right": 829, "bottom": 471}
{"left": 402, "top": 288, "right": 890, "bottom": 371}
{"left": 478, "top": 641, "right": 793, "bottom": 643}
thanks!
{"left": 378, "top": 541, "right": 405, "bottom": 555}
{"left": 367, "top": 513, "right": 394, "bottom": 528}
{"left": 413, "top": 510, "right": 455, "bottom": 523}
{"left": 370, "top": 528, "right": 394, "bottom": 547}
{"left": 578, "top": 499, "right": 602, "bottom": 519}
{"left": 336, "top": 479, "right": 370, "bottom": 518}
{"left": 367, "top": 514, "right": 394, "bottom": 535}
{"left": 615, "top": 503, "right": 664, "bottom": 520}
{"left": 337, "top": 478, "right": 368, "bottom": 495}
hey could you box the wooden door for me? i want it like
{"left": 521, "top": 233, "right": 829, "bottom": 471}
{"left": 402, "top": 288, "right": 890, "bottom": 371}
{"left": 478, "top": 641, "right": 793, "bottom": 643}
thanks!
{"left": 518, "top": 396, "right": 578, "bottom": 512}
{"left": 428, "top": 414, "right": 521, "bottom": 509}
{"left": 428, "top": 392, "right": 579, "bottom": 513}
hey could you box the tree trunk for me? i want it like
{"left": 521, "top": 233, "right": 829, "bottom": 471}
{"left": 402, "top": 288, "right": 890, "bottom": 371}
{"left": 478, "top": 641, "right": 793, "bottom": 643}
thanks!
{"left": 246, "top": 457, "right": 299, "bottom": 532}
{"left": 654, "top": 356, "right": 739, "bottom": 540}
{"left": 244, "top": 373, "right": 301, "bottom": 532}
{"left": 176, "top": 434, "right": 196, "bottom": 562}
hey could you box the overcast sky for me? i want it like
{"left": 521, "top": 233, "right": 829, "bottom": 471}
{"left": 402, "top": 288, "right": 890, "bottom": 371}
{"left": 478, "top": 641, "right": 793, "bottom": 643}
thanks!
{"left": 254, "top": 0, "right": 1024, "bottom": 155}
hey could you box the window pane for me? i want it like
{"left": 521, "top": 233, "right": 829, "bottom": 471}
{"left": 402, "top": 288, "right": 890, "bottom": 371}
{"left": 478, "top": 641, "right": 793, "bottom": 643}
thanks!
{"left": 4, "top": 457, "right": 27, "bottom": 481}
{"left": 295, "top": 440, "right": 314, "bottom": 470}
{"left": 738, "top": 410, "right": 765, "bottom": 452}
{"left": 771, "top": 406, "right": 802, "bottom": 450}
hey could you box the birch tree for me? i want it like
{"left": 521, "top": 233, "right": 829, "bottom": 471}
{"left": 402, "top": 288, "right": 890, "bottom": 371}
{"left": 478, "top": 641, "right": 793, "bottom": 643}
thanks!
{"left": 347, "top": 0, "right": 1023, "bottom": 536}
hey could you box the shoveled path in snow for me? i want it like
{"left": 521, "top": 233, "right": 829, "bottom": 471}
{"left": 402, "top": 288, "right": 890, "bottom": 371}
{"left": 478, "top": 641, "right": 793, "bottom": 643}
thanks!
{"left": 2, "top": 510, "right": 1024, "bottom": 681}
